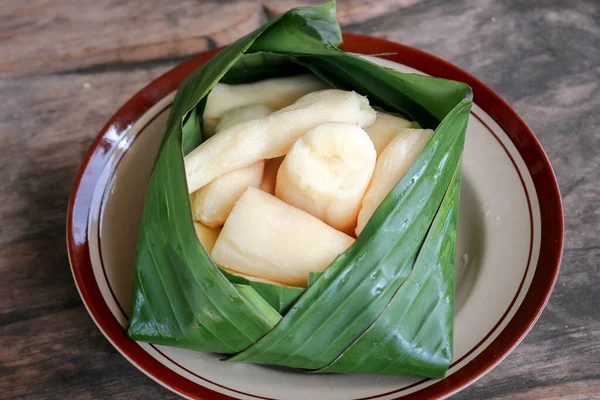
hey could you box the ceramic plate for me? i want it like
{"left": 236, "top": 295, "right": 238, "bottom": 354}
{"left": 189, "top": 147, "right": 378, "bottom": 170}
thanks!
{"left": 67, "top": 33, "right": 563, "bottom": 399}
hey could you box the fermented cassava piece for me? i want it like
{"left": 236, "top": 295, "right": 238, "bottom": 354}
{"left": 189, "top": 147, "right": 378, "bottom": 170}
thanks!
{"left": 193, "top": 222, "right": 220, "bottom": 254}
{"left": 356, "top": 128, "right": 434, "bottom": 235}
{"left": 276, "top": 122, "right": 376, "bottom": 234}
{"left": 184, "top": 89, "right": 377, "bottom": 193}
{"left": 191, "top": 102, "right": 274, "bottom": 227}
{"left": 365, "top": 111, "right": 420, "bottom": 154}
{"left": 192, "top": 161, "right": 264, "bottom": 228}
{"left": 215, "top": 104, "right": 275, "bottom": 135}
{"left": 203, "top": 75, "right": 329, "bottom": 136}
{"left": 212, "top": 187, "right": 354, "bottom": 287}
{"left": 128, "top": 0, "right": 472, "bottom": 379}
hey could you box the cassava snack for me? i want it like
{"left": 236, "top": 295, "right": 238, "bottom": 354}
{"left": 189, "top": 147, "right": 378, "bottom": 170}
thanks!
{"left": 184, "top": 89, "right": 376, "bottom": 193}
{"left": 191, "top": 102, "right": 276, "bottom": 227}
{"left": 128, "top": 0, "right": 471, "bottom": 379}
{"left": 275, "top": 122, "right": 376, "bottom": 234}
{"left": 193, "top": 222, "right": 221, "bottom": 254}
{"left": 203, "top": 75, "right": 329, "bottom": 136}
{"left": 215, "top": 104, "right": 275, "bottom": 135}
{"left": 212, "top": 187, "right": 354, "bottom": 287}
{"left": 365, "top": 111, "right": 420, "bottom": 154}
{"left": 192, "top": 161, "right": 264, "bottom": 228}
{"left": 356, "top": 128, "right": 434, "bottom": 235}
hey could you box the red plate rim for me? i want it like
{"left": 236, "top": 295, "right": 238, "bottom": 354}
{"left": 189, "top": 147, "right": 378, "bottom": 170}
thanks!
{"left": 66, "top": 32, "right": 564, "bottom": 399}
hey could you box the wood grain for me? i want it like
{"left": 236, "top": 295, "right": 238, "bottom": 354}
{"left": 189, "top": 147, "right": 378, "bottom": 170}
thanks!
{"left": 0, "top": 0, "right": 419, "bottom": 77}
{"left": 1, "top": 0, "right": 599, "bottom": 399}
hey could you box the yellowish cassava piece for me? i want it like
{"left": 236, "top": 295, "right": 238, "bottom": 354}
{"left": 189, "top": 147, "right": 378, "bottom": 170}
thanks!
{"left": 365, "top": 111, "right": 419, "bottom": 154}
{"left": 128, "top": 0, "right": 472, "bottom": 379}
{"left": 203, "top": 75, "right": 329, "bottom": 136}
{"left": 184, "top": 89, "right": 377, "bottom": 193}
{"left": 216, "top": 104, "right": 275, "bottom": 135}
{"left": 356, "top": 128, "right": 434, "bottom": 235}
{"left": 276, "top": 122, "right": 376, "bottom": 234}
{"left": 211, "top": 187, "right": 355, "bottom": 287}
{"left": 192, "top": 161, "right": 264, "bottom": 228}
{"left": 193, "top": 222, "right": 221, "bottom": 254}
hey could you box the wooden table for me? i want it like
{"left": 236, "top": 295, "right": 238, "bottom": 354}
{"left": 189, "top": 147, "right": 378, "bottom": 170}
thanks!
{"left": 2, "top": 1, "right": 599, "bottom": 398}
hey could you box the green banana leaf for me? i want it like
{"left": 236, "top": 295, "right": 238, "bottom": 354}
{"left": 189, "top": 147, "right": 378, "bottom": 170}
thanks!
{"left": 233, "top": 284, "right": 283, "bottom": 327}
{"left": 220, "top": 268, "right": 305, "bottom": 314}
{"left": 308, "top": 272, "right": 322, "bottom": 287}
{"left": 127, "top": 0, "right": 472, "bottom": 378}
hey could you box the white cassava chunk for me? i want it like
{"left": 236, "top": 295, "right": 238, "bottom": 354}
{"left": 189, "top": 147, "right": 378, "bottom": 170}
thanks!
{"left": 194, "top": 222, "right": 221, "bottom": 254}
{"left": 192, "top": 161, "right": 264, "bottom": 228}
{"left": 211, "top": 187, "right": 354, "bottom": 287}
{"left": 356, "top": 128, "right": 434, "bottom": 235}
{"left": 203, "top": 75, "right": 329, "bottom": 136}
{"left": 275, "top": 122, "right": 376, "bottom": 234}
{"left": 365, "top": 111, "right": 419, "bottom": 154}
{"left": 215, "top": 104, "right": 275, "bottom": 135}
{"left": 185, "top": 89, "right": 377, "bottom": 193}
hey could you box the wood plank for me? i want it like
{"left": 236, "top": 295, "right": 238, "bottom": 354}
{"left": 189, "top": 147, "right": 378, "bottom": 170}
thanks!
{"left": 0, "top": 0, "right": 267, "bottom": 76}
{"left": 262, "top": 0, "right": 421, "bottom": 24}
{"left": 0, "top": 0, "right": 424, "bottom": 77}
{"left": 0, "top": 64, "right": 183, "bottom": 399}
{"left": 0, "top": 66, "right": 176, "bottom": 316}
{"left": 1, "top": 306, "right": 178, "bottom": 399}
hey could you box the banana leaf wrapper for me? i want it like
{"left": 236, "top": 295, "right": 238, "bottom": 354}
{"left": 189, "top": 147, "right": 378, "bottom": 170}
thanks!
{"left": 127, "top": 0, "right": 472, "bottom": 378}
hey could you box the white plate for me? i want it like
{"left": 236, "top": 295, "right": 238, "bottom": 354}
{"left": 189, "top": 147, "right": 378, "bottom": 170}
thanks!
{"left": 67, "top": 35, "right": 563, "bottom": 399}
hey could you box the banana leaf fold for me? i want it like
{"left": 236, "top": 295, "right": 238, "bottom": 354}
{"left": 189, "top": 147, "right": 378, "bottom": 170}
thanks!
{"left": 127, "top": 0, "right": 472, "bottom": 378}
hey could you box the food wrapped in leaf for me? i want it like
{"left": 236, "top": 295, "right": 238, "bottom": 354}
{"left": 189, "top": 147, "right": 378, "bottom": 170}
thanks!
{"left": 127, "top": 0, "right": 472, "bottom": 378}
